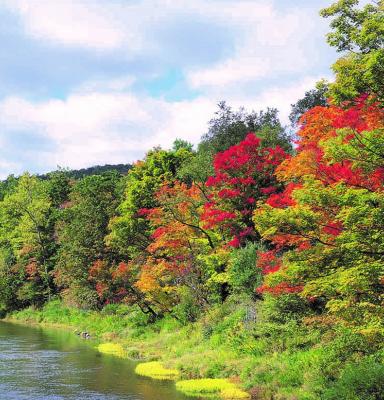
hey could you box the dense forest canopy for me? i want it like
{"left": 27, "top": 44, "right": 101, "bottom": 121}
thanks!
{"left": 0, "top": 1, "right": 383, "bottom": 399}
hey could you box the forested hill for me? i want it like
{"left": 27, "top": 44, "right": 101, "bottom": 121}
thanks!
{"left": 41, "top": 163, "right": 132, "bottom": 180}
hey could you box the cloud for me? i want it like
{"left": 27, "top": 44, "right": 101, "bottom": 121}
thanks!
{"left": 187, "top": 6, "right": 317, "bottom": 88}
{"left": 4, "top": 0, "right": 128, "bottom": 50}
{"left": 0, "top": 160, "right": 23, "bottom": 179}
{"left": 0, "top": 90, "right": 217, "bottom": 172}
{"left": 1, "top": 0, "right": 333, "bottom": 90}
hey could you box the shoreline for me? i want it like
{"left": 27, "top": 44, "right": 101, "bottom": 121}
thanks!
{"left": 4, "top": 302, "right": 252, "bottom": 399}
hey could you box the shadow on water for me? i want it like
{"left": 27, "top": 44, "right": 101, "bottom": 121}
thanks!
{"left": 0, "top": 321, "right": 193, "bottom": 400}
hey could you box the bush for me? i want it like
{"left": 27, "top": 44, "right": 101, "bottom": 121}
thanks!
{"left": 173, "top": 286, "right": 204, "bottom": 324}
{"left": 101, "top": 303, "right": 131, "bottom": 316}
{"left": 135, "top": 361, "right": 179, "bottom": 380}
{"left": 259, "top": 293, "right": 312, "bottom": 324}
{"left": 62, "top": 286, "right": 99, "bottom": 310}
{"left": 316, "top": 328, "right": 379, "bottom": 381}
{"left": 323, "top": 359, "right": 384, "bottom": 400}
{"left": 228, "top": 243, "right": 263, "bottom": 296}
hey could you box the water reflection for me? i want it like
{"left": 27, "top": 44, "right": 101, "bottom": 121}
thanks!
{"left": 0, "top": 321, "right": 190, "bottom": 400}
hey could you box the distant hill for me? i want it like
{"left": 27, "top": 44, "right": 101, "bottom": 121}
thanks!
{"left": 67, "top": 163, "right": 132, "bottom": 179}
{"left": 40, "top": 163, "right": 132, "bottom": 180}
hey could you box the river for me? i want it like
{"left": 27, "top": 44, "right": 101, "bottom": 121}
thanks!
{"left": 0, "top": 321, "right": 191, "bottom": 400}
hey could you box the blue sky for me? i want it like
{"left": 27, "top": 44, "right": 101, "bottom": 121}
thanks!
{"left": 0, "top": 0, "right": 338, "bottom": 178}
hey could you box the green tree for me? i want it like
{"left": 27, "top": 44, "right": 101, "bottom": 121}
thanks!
{"left": 289, "top": 80, "right": 329, "bottom": 126}
{"left": 0, "top": 174, "right": 54, "bottom": 308}
{"left": 321, "top": 0, "right": 384, "bottom": 103}
{"left": 254, "top": 100, "right": 384, "bottom": 332}
{"left": 55, "top": 171, "right": 123, "bottom": 308}
{"left": 107, "top": 146, "right": 192, "bottom": 258}
{"left": 201, "top": 101, "right": 291, "bottom": 154}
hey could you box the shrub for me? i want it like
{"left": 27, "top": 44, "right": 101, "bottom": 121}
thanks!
{"left": 323, "top": 359, "right": 384, "bottom": 400}
{"left": 228, "top": 243, "right": 263, "bottom": 296}
{"left": 173, "top": 286, "right": 203, "bottom": 324}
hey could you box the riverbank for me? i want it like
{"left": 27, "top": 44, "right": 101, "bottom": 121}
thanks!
{"left": 6, "top": 298, "right": 384, "bottom": 400}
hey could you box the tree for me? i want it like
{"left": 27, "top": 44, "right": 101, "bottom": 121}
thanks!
{"left": 136, "top": 181, "right": 217, "bottom": 312}
{"left": 254, "top": 97, "right": 384, "bottom": 332}
{"left": 289, "top": 80, "right": 329, "bottom": 126}
{"left": 202, "top": 133, "right": 288, "bottom": 247}
{"left": 0, "top": 175, "right": 18, "bottom": 201}
{"left": 55, "top": 172, "right": 123, "bottom": 309}
{"left": 0, "top": 174, "right": 54, "bottom": 308}
{"left": 107, "top": 146, "right": 193, "bottom": 258}
{"left": 200, "top": 101, "right": 291, "bottom": 154}
{"left": 172, "top": 138, "right": 194, "bottom": 152}
{"left": 321, "top": 0, "right": 384, "bottom": 103}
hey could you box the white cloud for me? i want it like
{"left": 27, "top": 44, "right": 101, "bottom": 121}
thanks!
{"left": 188, "top": 57, "right": 270, "bottom": 88}
{"left": 187, "top": 5, "right": 315, "bottom": 88}
{"left": 0, "top": 160, "right": 23, "bottom": 179}
{"left": 0, "top": 91, "right": 216, "bottom": 171}
{"left": 4, "top": 0, "right": 129, "bottom": 50}
{"left": 227, "top": 75, "right": 331, "bottom": 124}
{"left": 0, "top": 0, "right": 335, "bottom": 175}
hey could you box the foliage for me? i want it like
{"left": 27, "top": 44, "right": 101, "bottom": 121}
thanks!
{"left": 0, "top": 174, "right": 54, "bottom": 308}
{"left": 176, "top": 378, "right": 249, "bottom": 398}
{"left": 40, "top": 164, "right": 132, "bottom": 180}
{"left": 321, "top": 0, "right": 384, "bottom": 103}
{"left": 55, "top": 171, "right": 123, "bottom": 308}
{"left": 97, "top": 342, "right": 127, "bottom": 358}
{"left": 322, "top": 359, "right": 384, "bottom": 400}
{"left": 202, "top": 133, "right": 288, "bottom": 247}
{"left": 1, "top": 3, "right": 384, "bottom": 398}
{"left": 254, "top": 97, "right": 384, "bottom": 332}
{"left": 227, "top": 243, "right": 263, "bottom": 296}
{"left": 289, "top": 80, "right": 329, "bottom": 126}
{"left": 107, "top": 146, "right": 192, "bottom": 258}
{"left": 201, "top": 101, "right": 291, "bottom": 154}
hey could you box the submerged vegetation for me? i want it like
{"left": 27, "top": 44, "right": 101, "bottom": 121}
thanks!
{"left": 1, "top": 1, "right": 384, "bottom": 399}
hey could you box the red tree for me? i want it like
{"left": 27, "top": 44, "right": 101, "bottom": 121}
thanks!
{"left": 201, "top": 133, "right": 288, "bottom": 247}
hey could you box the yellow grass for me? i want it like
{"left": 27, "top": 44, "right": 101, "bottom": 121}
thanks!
{"left": 135, "top": 361, "right": 179, "bottom": 380}
{"left": 97, "top": 342, "right": 127, "bottom": 358}
{"left": 176, "top": 378, "right": 250, "bottom": 399}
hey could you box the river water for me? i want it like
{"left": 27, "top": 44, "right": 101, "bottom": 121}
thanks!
{"left": 0, "top": 321, "right": 191, "bottom": 400}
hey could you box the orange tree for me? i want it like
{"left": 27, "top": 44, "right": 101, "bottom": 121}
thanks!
{"left": 135, "top": 181, "right": 222, "bottom": 316}
{"left": 254, "top": 96, "right": 384, "bottom": 333}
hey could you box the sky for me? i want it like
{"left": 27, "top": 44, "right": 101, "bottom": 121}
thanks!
{"left": 0, "top": 0, "right": 338, "bottom": 178}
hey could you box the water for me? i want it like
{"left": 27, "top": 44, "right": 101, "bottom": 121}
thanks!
{"left": 0, "top": 321, "right": 191, "bottom": 400}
